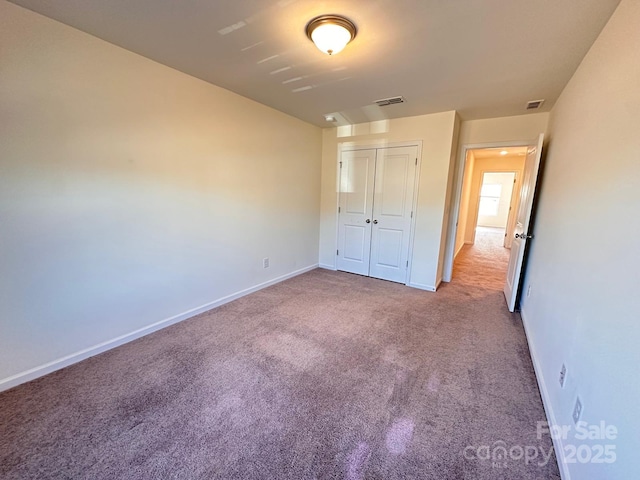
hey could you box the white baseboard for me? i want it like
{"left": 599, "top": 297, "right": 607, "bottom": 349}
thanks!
{"left": 0, "top": 264, "right": 318, "bottom": 392}
{"left": 318, "top": 263, "right": 337, "bottom": 271}
{"left": 407, "top": 282, "right": 436, "bottom": 292}
{"left": 520, "top": 307, "right": 571, "bottom": 480}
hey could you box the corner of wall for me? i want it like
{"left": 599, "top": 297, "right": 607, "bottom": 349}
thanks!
{"left": 436, "top": 113, "right": 462, "bottom": 283}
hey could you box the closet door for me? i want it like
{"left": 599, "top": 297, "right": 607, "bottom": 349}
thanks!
{"left": 336, "top": 149, "right": 376, "bottom": 275}
{"left": 369, "top": 146, "right": 418, "bottom": 283}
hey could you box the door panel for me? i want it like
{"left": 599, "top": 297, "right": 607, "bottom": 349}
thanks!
{"left": 337, "top": 150, "right": 376, "bottom": 275}
{"left": 343, "top": 226, "right": 367, "bottom": 261}
{"left": 379, "top": 154, "right": 408, "bottom": 216}
{"left": 344, "top": 156, "right": 370, "bottom": 214}
{"left": 504, "top": 134, "right": 544, "bottom": 311}
{"left": 369, "top": 146, "right": 418, "bottom": 283}
{"left": 376, "top": 228, "right": 404, "bottom": 267}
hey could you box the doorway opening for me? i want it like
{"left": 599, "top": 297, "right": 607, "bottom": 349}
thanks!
{"left": 477, "top": 171, "right": 516, "bottom": 247}
{"left": 451, "top": 146, "right": 528, "bottom": 288}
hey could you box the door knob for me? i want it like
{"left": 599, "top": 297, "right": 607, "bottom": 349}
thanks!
{"left": 515, "top": 233, "right": 533, "bottom": 239}
{"left": 366, "top": 219, "right": 370, "bottom": 223}
{"left": 373, "top": 220, "right": 378, "bottom": 224}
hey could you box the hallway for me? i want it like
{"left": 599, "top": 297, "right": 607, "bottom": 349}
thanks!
{"left": 452, "top": 226, "right": 510, "bottom": 290}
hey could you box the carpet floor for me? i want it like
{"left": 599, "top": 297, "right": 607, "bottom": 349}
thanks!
{"left": 0, "top": 232, "right": 560, "bottom": 479}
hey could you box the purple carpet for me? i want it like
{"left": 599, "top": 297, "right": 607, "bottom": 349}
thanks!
{"left": 0, "top": 231, "right": 560, "bottom": 479}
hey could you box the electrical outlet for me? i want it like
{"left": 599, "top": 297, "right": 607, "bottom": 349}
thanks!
{"left": 572, "top": 397, "right": 582, "bottom": 424}
{"left": 527, "top": 284, "right": 532, "bottom": 297}
{"left": 559, "top": 364, "right": 567, "bottom": 388}
{"left": 263, "top": 257, "right": 270, "bottom": 269}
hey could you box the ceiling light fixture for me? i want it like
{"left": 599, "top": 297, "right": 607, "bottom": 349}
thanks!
{"left": 306, "top": 15, "right": 357, "bottom": 56}
{"left": 324, "top": 114, "right": 336, "bottom": 122}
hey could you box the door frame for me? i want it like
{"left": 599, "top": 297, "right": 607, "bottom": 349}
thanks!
{"left": 442, "top": 140, "right": 531, "bottom": 283}
{"left": 334, "top": 140, "right": 423, "bottom": 286}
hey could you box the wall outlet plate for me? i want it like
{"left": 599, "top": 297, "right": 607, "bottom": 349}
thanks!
{"left": 572, "top": 396, "right": 582, "bottom": 424}
{"left": 559, "top": 363, "right": 567, "bottom": 388}
{"left": 263, "top": 257, "right": 269, "bottom": 269}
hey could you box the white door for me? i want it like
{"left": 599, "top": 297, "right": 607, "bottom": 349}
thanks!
{"left": 504, "top": 173, "right": 521, "bottom": 249}
{"left": 336, "top": 149, "right": 376, "bottom": 275}
{"left": 504, "top": 134, "right": 544, "bottom": 311}
{"left": 337, "top": 146, "right": 418, "bottom": 283}
{"left": 369, "top": 146, "right": 418, "bottom": 282}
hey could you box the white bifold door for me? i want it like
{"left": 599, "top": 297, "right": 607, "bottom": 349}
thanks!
{"left": 337, "top": 146, "right": 418, "bottom": 283}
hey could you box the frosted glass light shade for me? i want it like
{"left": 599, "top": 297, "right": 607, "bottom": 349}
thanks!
{"left": 306, "top": 15, "right": 356, "bottom": 56}
{"left": 311, "top": 23, "right": 351, "bottom": 55}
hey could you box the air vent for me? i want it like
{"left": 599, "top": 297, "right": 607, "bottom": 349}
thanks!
{"left": 526, "top": 99, "right": 545, "bottom": 110}
{"left": 374, "top": 96, "right": 406, "bottom": 107}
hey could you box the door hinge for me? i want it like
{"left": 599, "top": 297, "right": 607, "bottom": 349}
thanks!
{"left": 339, "top": 161, "right": 343, "bottom": 168}
{"left": 337, "top": 249, "right": 339, "bottom": 255}
{"left": 406, "top": 260, "right": 409, "bottom": 267}
{"left": 338, "top": 206, "right": 341, "bottom": 213}
{"left": 410, "top": 211, "right": 413, "bottom": 218}
{"left": 415, "top": 158, "right": 418, "bottom": 165}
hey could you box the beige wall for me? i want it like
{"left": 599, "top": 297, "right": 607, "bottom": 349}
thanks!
{"left": 435, "top": 115, "right": 462, "bottom": 285}
{"left": 0, "top": 2, "right": 322, "bottom": 387}
{"left": 458, "top": 112, "right": 550, "bottom": 146}
{"left": 520, "top": 1, "right": 639, "bottom": 478}
{"left": 454, "top": 150, "right": 475, "bottom": 255}
{"left": 464, "top": 156, "right": 524, "bottom": 243}
{"left": 319, "top": 112, "right": 460, "bottom": 290}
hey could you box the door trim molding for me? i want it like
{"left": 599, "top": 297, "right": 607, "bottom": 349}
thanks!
{"left": 405, "top": 143, "right": 423, "bottom": 286}
{"left": 442, "top": 139, "right": 534, "bottom": 283}
{"left": 407, "top": 281, "right": 436, "bottom": 292}
{"left": 319, "top": 263, "right": 337, "bottom": 271}
{"left": 335, "top": 141, "right": 423, "bottom": 286}
{"left": 340, "top": 140, "right": 422, "bottom": 153}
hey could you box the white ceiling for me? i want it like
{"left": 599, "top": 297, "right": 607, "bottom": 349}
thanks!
{"left": 9, "top": 0, "right": 620, "bottom": 127}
